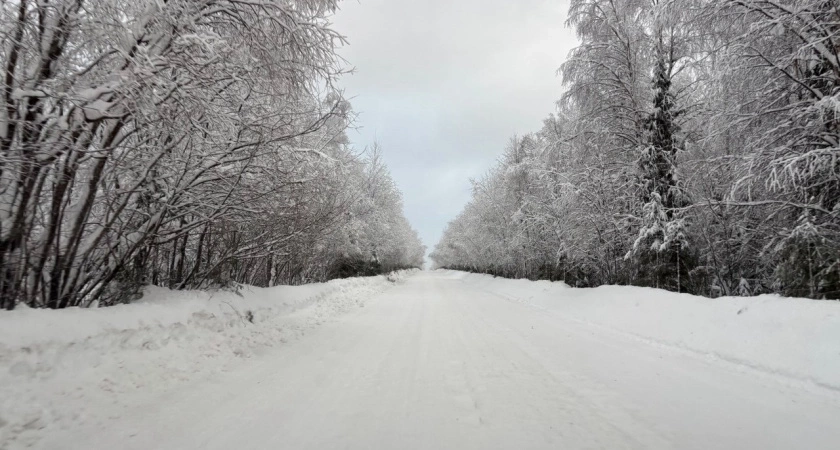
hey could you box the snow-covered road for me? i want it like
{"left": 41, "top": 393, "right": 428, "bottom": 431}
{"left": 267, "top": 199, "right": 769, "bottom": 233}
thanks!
{"left": 37, "top": 271, "right": 840, "bottom": 449}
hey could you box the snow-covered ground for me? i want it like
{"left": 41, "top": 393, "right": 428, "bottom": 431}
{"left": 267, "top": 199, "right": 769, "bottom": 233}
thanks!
{"left": 452, "top": 271, "right": 840, "bottom": 391}
{"left": 2, "top": 269, "right": 840, "bottom": 449}
{"left": 0, "top": 271, "right": 414, "bottom": 449}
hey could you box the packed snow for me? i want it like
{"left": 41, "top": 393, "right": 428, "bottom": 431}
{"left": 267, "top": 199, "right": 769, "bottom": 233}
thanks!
{"left": 2, "top": 270, "right": 840, "bottom": 449}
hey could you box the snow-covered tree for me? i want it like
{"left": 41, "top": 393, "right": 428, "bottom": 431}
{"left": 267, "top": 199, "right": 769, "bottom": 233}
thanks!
{"left": 628, "top": 47, "right": 694, "bottom": 292}
{"left": 435, "top": 0, "right": 838, "bottom": 299}
{"left": 718, "top": 0, "right": 840, "bottom": 298}
{"left": 0, "top": 1, "right": 424, "bottom": 309}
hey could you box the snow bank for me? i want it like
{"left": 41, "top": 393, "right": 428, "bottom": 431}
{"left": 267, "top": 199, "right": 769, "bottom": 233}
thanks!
{"left": 450, "top": 271, "right": 840, "bottom": 391}
{"left": 0, "top": 270, "right": 415, "bottom": 449}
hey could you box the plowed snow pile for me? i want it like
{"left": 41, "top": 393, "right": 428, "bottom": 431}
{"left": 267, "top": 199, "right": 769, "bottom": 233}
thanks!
{"left": 0, "top": 271, "right": 415, "bottom": 449}
{"left": 454, "top": 271, "right": 840, "bottom": 391}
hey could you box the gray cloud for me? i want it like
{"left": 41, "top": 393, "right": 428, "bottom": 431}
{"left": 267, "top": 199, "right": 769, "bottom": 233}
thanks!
{"left": 333, "top": 0, "right": 578, "bottom": 260}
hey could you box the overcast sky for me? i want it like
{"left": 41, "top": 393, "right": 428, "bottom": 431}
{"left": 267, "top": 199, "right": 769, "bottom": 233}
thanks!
{"left": 332, "top": 0, "right": 578, "bottom": 261}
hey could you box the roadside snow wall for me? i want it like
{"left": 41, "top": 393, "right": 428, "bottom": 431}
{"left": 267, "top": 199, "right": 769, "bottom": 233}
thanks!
{"left": 0, "top": 270, "right": 415, "bottom": 449}
{"left": 451, "top": 271, "right": 840, "bottom": 392}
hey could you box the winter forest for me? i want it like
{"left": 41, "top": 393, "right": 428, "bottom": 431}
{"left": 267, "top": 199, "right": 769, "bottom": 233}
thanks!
{"left": 1, "top": 0, "right": 839, "bottom": 310}
{"left": 5, "top": 2, "right": 840, "bottom": 447}
{"left": 432, "top": 0, "right": 840, "bottom": 300}
{"left": 0, "top": 0, "right": 424, "bottom": 309}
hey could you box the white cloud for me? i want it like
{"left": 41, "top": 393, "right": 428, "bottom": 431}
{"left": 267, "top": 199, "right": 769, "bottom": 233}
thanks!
{"left": 332, "top": 0, "right": 578, "bottom": 257}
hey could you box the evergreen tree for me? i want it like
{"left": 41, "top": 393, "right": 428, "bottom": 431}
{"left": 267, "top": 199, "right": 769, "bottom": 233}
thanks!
{"left": 629, "top": 48, "right": 694, "bottom": 292}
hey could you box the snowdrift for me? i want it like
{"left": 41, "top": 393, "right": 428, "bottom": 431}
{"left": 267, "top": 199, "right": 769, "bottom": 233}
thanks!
{"left": 0, "top": 270, "right": 415, "bottom": 449}
{"left": 450, "top": 271, "right": 840, "bottom": 391}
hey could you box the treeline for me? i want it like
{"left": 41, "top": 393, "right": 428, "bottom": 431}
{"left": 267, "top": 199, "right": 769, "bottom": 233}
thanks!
{"left": 0, "top": 0, "right": 424, "bottom": 309}
{"left": 432, "top": 0, "right": 839, "bottom": 299}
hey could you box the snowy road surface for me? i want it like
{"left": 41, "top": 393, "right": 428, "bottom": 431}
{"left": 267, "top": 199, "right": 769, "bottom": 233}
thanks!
{"left": 38, "top": 271, "right": 840, "bottom": 449}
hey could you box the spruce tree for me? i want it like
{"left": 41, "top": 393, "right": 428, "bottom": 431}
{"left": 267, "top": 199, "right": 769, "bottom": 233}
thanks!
{"left": 629, "top": 48, "right": 694, "bottom": 292}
